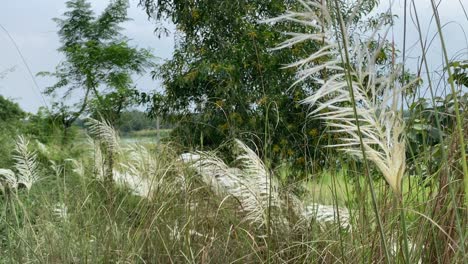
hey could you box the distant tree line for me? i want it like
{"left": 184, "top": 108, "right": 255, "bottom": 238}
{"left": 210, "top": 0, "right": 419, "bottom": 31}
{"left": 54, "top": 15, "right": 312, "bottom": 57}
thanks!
{"left": 74, "top": 109, "right": 173, "bottom": 134}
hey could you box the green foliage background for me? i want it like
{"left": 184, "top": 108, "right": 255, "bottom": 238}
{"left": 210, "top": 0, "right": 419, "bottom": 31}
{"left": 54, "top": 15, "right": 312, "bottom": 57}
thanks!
{"left": 0, "top": 96, "right": 25, "bottom": 167}
{"left": 140, "top": 0, "right": 329, "bottom": 169}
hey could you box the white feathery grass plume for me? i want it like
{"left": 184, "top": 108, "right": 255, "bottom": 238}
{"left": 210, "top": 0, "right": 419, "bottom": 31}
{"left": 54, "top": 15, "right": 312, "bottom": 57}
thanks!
{"left": 0, "top": 169, "right": 17, "bottom": 190}
{"left": 53, "top": 202, "right": 69, "bottom": 221}
{"left": 86, "top": 127, "right": 154, "bottom": 197}
{"left": 179, "top": 153, "right": 201, "bottom": 163}
{"left": 85, "top": 117, "right": 120, "bottom": 154}
{"left": 233, "top": 139, "right": 283, "bottom": 222}
{"left": 115, "top": 144, "right": 178, "bottom": 199}
{"left": 182, "top": 140, "right": 352, "bottom": 229}
{"left": 167, "top": 222, "right": 214, "bottom": 241}
{"left": 123, "top": 143, "right": 159, "bottom": 177}
{"left": 185, "top": 140, "right": 284, "bottom": 228}
{"left": 189, "top": 152, "right": 241, "bottom": 197}
{"left": 284, "top": 189, "right": 350, "bottom": 229}
{"left": 112, "top": 168, "right": 155, "bottom": 198}
{"left": 271, "top": 0, "right": 413, "bottom": 194}
{"left": 86, "top": 118, "right": 121, "bottom": 183}
{"left": 13, "top": 135, "right": 39, "bottom": 190}
{"left": 65, "top": 158, "right": 85, "bottom": 178}
{"left": 35, "top": 140, "right": 50, "bottom": 156}
{"left": 85, "top": 120, "right": 177, "bottom": 199}
{"left": 303, "top": 203, "right": 350, "bottom": 229}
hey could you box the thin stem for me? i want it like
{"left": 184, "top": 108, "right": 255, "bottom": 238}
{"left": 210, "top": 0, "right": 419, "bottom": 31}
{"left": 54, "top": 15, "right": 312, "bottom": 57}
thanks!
{"left": 399, "top": 194, "right": 410, "bottom": 263}
{"left": 331, "top": 169, "right": 346, "bottom": 263}
{"left": 430, "top": 0, "right": 468, "bottom": 206}
{"left": 401, "top": 0, "right": 407, "bottom": 112}
{"left": 411, "top": 1, "right": 466, "bottom": 257}
{"left": 332, "top": 1, "right": 391, "bottom": 263}
{"left": 399, "top": 2, "right": 411, "bottom": 262}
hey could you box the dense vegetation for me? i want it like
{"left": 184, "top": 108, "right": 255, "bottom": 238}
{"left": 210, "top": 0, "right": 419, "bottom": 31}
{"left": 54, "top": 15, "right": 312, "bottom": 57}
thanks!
{"left": 0, "top": 0, "right": 466, "bottom": 263}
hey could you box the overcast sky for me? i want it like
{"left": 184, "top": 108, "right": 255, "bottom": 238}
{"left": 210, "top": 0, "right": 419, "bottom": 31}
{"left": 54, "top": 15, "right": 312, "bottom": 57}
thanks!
{"left": 0, "top": 0, "right": 467, "bottom": 113}
{"left": 0, "top": 0, "right": 174, "bottom": 113}
{"left": 383, "top": 0, "right": 468, "bottom": 84}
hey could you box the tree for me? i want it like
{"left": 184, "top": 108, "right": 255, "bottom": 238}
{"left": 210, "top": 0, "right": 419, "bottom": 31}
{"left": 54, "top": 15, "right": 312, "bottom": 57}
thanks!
{"left": 0, "top": 95, "right": 25, "bottom": 123}
{"left": 39, "top": 0, "right": 154, "bottom": 135}
{"left": 449, "top": 60, "right": 468, "bottom": 88}
{"left": 138, "top": 1, "right": 391, "bottom": 172}
{"left": 0, "top": 95, "right": 25, "bottom": 167}
{"left": 139, "top": 0, "right": 324, "bottom": 166}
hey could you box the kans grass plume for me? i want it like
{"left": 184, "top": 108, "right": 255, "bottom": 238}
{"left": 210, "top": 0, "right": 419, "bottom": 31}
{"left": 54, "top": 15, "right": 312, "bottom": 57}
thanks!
{"left": 85, "top": 118, "right": 120, "bottom": 155}
{"left": 184, "top": 140, "right": 285, "bottom": 228}
{"left": 265, "top": 0, "right": 417, "bottom": 194}
{"left": 13, "top": 135, "right": 40, "bottom": 190}
{"left": 85, "top": 118, "right": 174, "bottom": 199}
{"left": 85, "top": 118, "right": 350, "bottom": 228}
{"left": 182, "top": 139, "right": 350, "bottom": 229}
{"left": 0, "top": 135, "right": 39, "bottom": 191}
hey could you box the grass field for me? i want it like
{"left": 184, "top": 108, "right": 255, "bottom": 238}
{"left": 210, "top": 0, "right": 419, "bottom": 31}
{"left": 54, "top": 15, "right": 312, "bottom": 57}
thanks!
{"left": 1, "top": 0, "right": 467, "bottom": 263}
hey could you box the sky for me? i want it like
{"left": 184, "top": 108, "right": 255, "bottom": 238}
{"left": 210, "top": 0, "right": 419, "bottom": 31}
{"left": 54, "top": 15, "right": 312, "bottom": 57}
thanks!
{"left": 381, "top": 0, "right": 468, "bottom": 83}
{"left": 0, "top": 0, "right": 467, "bottom": 113}
{"left": 0, "top": 0, "right": 174, "bottom": 113}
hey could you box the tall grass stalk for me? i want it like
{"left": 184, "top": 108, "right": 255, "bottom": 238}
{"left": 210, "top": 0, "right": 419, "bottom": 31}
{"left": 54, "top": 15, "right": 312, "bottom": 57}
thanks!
{"left": 332, "top": 0, "right": 391, "bottom": 261}
{"left": 410, "top": 0, "right": 448, "bottom": 184}
{"left": 410, "top": 1, "right": 466, "bottom": 260}
{"left": 330, "top": 168, "right": 346, "bottom": 263}
{"left": 430, "top": 0, "right": 468, "bottom": 206}
{"left": 3, "top": 0, "right": 468, "bottom": 262}
{"left": 394, "top": 1, "right": 411, "bottom": 261}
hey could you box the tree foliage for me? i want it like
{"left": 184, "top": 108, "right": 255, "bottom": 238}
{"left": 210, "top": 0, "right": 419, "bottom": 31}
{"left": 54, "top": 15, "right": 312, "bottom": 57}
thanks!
{"left": 39, "top": 0, "right": 154, "bottom": 130}
{"left": 137, "top": 0, "right": 388, "bottom": 171}
{"left": 139, "top": 0, "right": 328, "bottom": 167}
{"left": 449, "top": 60, "right": 468, "bottom": 88}
{"left": 117, "top": 109, "right": 172, "bottom": 133}
{"left": 0, "top": 95, "right": 25, "bottom": 167}
{"left": 0, "top": 95, "right": 25, "bottom": 122}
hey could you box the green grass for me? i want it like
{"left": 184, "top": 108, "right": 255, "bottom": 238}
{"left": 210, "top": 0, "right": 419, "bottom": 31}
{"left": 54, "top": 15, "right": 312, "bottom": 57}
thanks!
{"left": 0, "top": 133, "right": 465, "bottom": 263}
{"left": 1, "top": 1, "right": 467, "bottom": 263}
